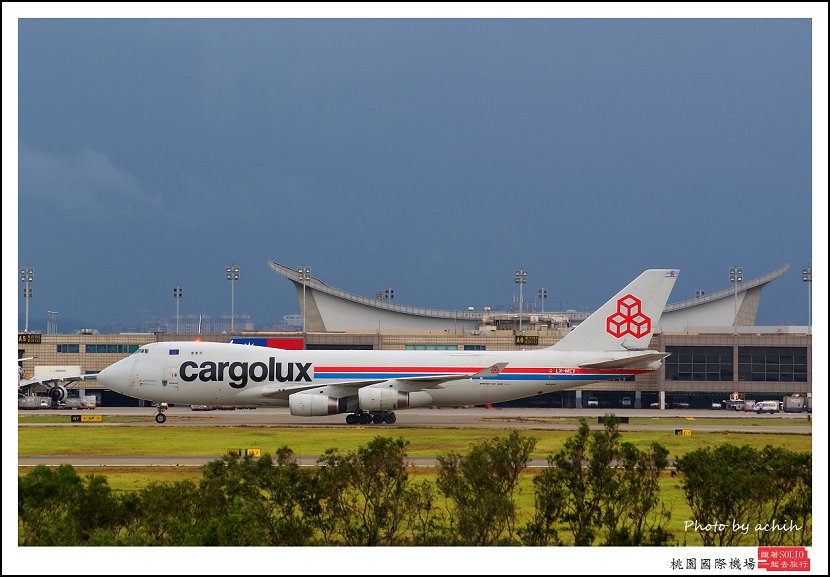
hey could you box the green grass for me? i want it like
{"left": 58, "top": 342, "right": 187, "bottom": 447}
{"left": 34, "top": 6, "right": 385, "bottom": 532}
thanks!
{"left": 17, "top": 466, "right": 205, "bottom": 492}
{"left": 18, "top": 425, "right": 811, "bottom": 459}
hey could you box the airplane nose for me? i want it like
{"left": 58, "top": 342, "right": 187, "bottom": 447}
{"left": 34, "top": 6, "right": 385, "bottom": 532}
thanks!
{"left": 97, "top": 359, "right": 132, "bottom": 393}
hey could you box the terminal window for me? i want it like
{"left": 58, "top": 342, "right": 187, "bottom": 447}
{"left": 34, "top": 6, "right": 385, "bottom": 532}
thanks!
{"left": 738, "top": 347, "right": 808, "bottom": 382}
{"left": 664, "top": 346, "right": 733, "bottom": 381}
{"left": 84, "top": 344, "right": 140, "bottom": 354}
{"left": 56, "top": 344, "right": 80, "bottom": 353}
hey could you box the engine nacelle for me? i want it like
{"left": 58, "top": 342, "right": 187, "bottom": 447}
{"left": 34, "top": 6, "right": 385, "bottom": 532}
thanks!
{"left": 49, "top": 385, "right": 68, "bottom": 403}
{"left": 289, "top": 392, "right": 345, "bottom": 417}
{"left": 358, "top": 387, "right": 410, "bottom": 411}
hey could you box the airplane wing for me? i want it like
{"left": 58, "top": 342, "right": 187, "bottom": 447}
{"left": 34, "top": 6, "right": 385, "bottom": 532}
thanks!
{"left": 19, "top": 374, "right": 89, "bottom": 391}
{"left": 242, "top": 363, "right": 509, "bottom": 400}
{"left": 578, "top": 353, "right": 670, "bottom": 370}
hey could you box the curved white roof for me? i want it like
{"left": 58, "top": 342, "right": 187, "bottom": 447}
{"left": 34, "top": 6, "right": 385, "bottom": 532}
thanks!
{"left": 268, "top": 260, "right": 790, "bottom": 332}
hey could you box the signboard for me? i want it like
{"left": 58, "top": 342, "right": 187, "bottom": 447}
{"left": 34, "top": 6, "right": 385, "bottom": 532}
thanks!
{"left": 71, "top": 415, "right": 102, "bottom": 423}
{"left": 230, "top": 337, "right": 304, "bottom": 350}
{"left": 18, "top": 333, "right": 42, "bottom": 344}
{"left": 227, "top": 448, "right": 261, "bottom": 457}
{"left": 515, "top": 335, "right": 539, "bottom": 346}
{"left": 674, "top": 429, "right": 692, "bottom": 436}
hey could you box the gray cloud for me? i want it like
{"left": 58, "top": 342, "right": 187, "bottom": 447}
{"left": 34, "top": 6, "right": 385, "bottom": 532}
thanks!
{"left": 19, "top": 144, "right": 163, "bottom": 218}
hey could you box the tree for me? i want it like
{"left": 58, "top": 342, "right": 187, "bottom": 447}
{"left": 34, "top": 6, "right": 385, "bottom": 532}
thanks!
{"left": 542, "top": 416, "right": 673, "bottom": 546}
{"left": 520, "top": 455, "right": 566, "bottom": 546}
{"left": 437, "top": 430, "right": 536, "bottom": 545}
{"left": 317, "top": 436, "right": 419, "bottom": 545}
{"left": 602, "top": 440, "right": 672, "bottom": 545}
{"left": 676, "top": 444, "right": 812, "bottom": 547}
{"left": 19, "top": 464, "right": 124, "bottom": 545}
{"left": 675, "top": 444, "right": 768, "bottom": 546}
{"left": 550, "top": 418, "right": 608, "bottom": 545}
{"left": 123, "top": 480, "right": 203, "bottom": 545}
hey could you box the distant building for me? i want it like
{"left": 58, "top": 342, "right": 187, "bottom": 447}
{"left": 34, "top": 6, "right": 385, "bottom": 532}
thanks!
{"left": 267, "top": 259, "right": 790, "bottom": 332}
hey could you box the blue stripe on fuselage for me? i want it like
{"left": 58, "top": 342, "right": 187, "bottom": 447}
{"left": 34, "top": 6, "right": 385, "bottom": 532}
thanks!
{"left": 314, "top": 372, "right": 626, "bottom": 381}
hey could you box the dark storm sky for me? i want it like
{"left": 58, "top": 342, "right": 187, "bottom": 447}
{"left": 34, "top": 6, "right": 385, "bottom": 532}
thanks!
{"left": 14, "top": 18, "right": 814, "bottom": 329}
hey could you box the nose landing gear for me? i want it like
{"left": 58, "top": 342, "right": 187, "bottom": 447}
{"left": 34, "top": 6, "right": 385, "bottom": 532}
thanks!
{"left": 154, "top": 403, "right": 169, "bottom": 424}
{"left": 344, "top": 410, "right": 396, "bottom": 425}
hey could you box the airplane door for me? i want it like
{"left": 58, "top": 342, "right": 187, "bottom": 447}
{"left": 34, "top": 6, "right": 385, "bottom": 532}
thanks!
{"left": 164, "top": 365, "right": 180, "bottom": 391}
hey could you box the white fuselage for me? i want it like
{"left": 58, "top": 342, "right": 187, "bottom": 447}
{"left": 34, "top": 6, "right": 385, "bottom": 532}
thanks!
{"left": 97, "top": 341, "right": 655, "bottom": 410}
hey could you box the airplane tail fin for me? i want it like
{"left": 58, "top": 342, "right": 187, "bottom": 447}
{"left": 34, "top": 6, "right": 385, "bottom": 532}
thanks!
{"left": 550, "top": 269, "right": 679, "bottom": 352}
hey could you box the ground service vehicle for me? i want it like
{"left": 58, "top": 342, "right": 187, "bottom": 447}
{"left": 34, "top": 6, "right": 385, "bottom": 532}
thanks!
{"left": 754, "top": 400, "right": 780, "bottom": 414}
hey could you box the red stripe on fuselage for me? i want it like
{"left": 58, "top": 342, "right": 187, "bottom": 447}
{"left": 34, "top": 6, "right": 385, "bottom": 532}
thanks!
{"left": 314, "top": 366, "right": 651, "bottom": 375}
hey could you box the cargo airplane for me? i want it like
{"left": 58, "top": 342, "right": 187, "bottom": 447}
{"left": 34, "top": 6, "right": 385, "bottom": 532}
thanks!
{"left": 97, "top": 269, "right": 678, "bottom": 424}
{"left": 18, "top": 359, "right": 90, "bottom": 403}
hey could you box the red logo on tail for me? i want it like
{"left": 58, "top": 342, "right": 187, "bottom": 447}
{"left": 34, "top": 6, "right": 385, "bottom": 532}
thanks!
{"left": 606, "top": 294, "right": 651, "bottom": 338}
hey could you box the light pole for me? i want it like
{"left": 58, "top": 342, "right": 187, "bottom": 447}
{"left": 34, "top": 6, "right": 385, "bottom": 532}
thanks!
{"left": 802, "top": 265, "right": 811, "bottom": 333}
{"left": 299, "top": 266, "right": 311, "bottom": 333}
{"left": 515, "top": 267, "right": 527, "bottom": 331}
{"left": 538, "top": 288, "right": 547, "bottom": 313}
{"left": 226, "top": 265, "right": 239, "bottom": 333}
{"left": 20, "top": 266, "right": 33, "bottom": 332}
{"left": 173, "top": 287, "right": 183, "bottom": 333}
{"left": 729, "top": 266, "right": 742, "bottom": 332}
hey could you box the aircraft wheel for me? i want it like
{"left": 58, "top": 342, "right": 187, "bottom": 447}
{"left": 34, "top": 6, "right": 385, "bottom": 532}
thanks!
{"left": 358, "top": 413, "right": 371, "bottom": 425}
{"left": 155, "top": 413, "right": 167, "bottom": 424}
{"left": 345, "top": 414, "right": 357, "bottom": 425}
{"left": 372, "top": 413, "right": 384, "bottom": 424}
{"left": 384, "top": 413, "right": 397, "bottom": 424}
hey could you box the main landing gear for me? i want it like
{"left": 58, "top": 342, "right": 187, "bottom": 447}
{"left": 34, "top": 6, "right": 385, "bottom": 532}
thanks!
{"left": 154, "top": 403, "right": 169, "bottom": 424}
{"left": 345, "top": 410, "right": 396, "bottom": 425}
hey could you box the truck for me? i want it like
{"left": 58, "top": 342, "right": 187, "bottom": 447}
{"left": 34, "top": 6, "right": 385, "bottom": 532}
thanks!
{"left": 783, "top": 395, "right": 806, "bottom": 413}
{"left": 723, "top": 391, "right": 746, "bottom": 411}
{"left": 753, "top": 400, "right": 780, "bottom": 414}
{"left": 18, "top": 396, "right": 50, "bottom": 409}
{"left": 61, "top": 395, "right": 98, "bottom": 410}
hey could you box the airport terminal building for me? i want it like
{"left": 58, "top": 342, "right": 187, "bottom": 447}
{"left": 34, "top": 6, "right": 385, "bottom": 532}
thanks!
{"left": 18, "top": 261, "right": 811, "bottom": 410}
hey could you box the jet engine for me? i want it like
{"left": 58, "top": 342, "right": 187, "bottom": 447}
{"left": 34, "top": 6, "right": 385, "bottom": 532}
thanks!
{"left": 289, "top": 392, "right": 353, "bottom": 417}
{"left": 49, "top": 385, "right": 68, "bottom": 403}
{"left": 358, "top": 387, "right": 410, "bottom": 412}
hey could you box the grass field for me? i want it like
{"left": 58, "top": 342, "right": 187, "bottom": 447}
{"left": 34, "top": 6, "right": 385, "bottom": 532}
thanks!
{"left": 18, "top": 425, "right": 812, "bottom": 458}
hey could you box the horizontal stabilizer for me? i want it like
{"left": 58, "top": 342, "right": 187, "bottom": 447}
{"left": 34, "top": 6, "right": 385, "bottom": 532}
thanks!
{"left": 579, "top": 353, "right": 671, "bottom": 370}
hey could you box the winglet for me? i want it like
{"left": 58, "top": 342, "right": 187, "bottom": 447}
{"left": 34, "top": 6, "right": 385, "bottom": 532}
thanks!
{"left": 470, "top": 362, "right": 508, "bottom": 378}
